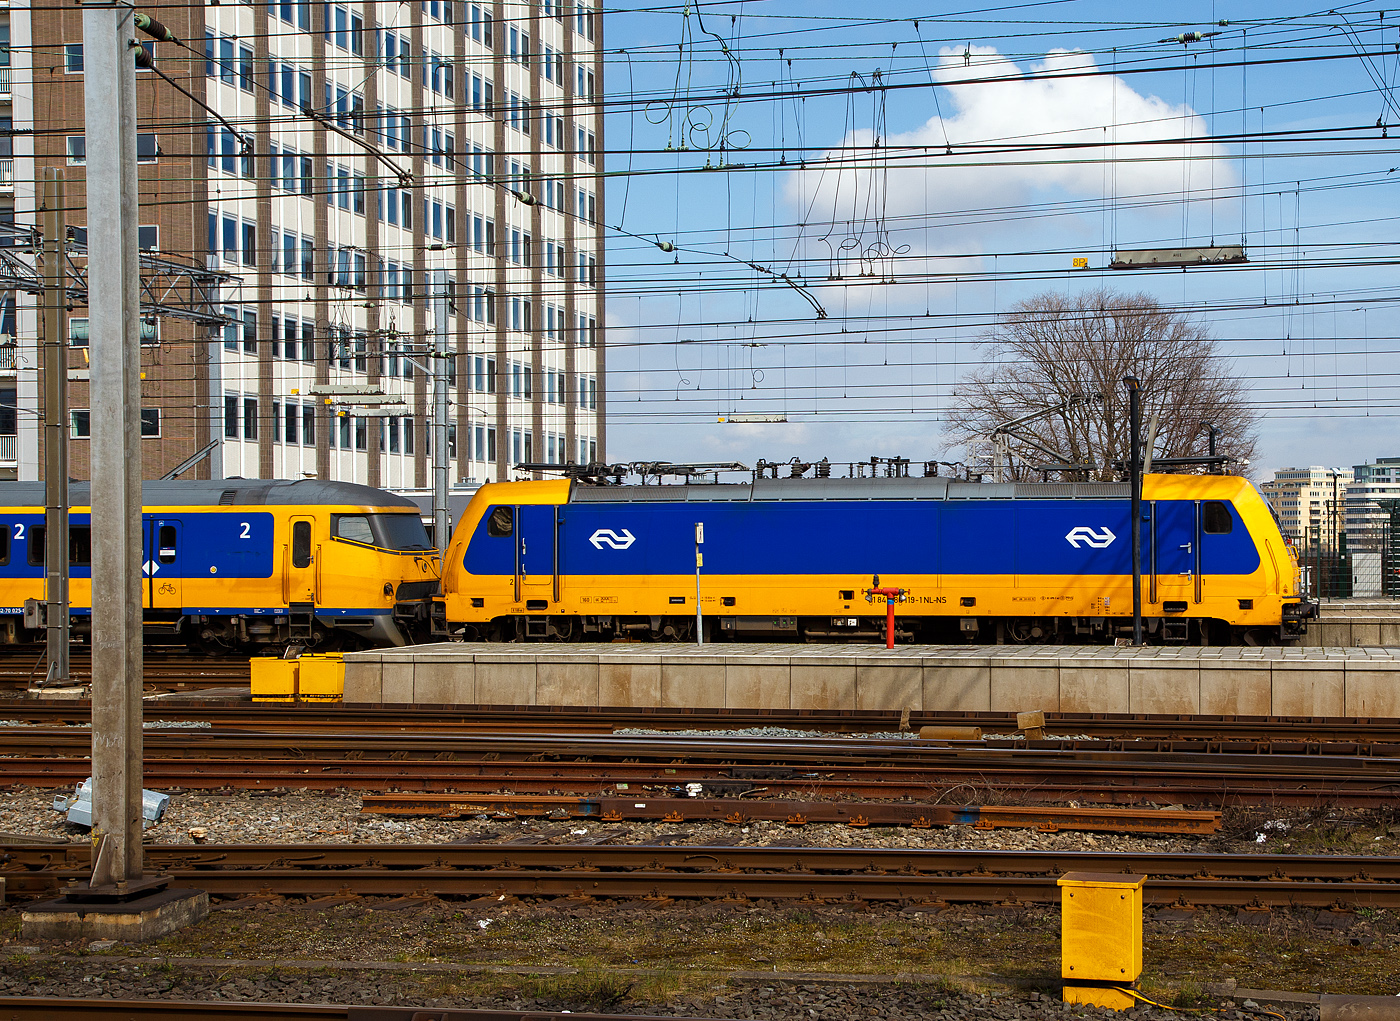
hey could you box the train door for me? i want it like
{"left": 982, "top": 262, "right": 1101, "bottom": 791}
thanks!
{"left": 1197, "top": 500, "right": 1236, "bottom": 604}
{"left": 1151, "top": 501, "right": 1197, "bottom": 605}
{"left": 516, "top": 504, "right": 559, "bottom": 607}
{"left": 145, "top": 518, "right": 183, "bottom": 610}
{"left": 284, "top": 516, "right": 318, "bottom": 605}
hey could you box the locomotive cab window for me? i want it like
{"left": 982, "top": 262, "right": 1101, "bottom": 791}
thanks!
{"left": 486, "top": 506, "right": 513, "bottom": 537}
{"left": 334, "top": 515, "right": 375, "bottom": 544}
{"left": 0, "top": 527, "right": 8, "bottom": 566}
{"left": 292, "top": 521, "right": 312, "bottom": 568}
{"left": 1202, "top": 501, "right": 1233, "bottom": 534}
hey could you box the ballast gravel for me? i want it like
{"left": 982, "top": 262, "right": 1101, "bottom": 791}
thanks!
{"left": 0, "top": 787, "right": 1393, "bottom": 856}
{"left": 0, "top": 786, "right": 1225, "bottom": 853}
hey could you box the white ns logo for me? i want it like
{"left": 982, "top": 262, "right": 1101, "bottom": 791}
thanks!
{"left": 589, "top": 528, "right": 636, "bottom": 550}
{"left": 1065, "top": 526, "right": 1117, "bottom": 549}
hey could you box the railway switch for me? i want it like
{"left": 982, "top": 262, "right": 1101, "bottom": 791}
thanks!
{"left": 1057, "top": 871, "right": 1145, "bottom": 1010}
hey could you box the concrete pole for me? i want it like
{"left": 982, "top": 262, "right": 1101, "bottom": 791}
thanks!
{"left": 83, "top": 0, "right": 144, "bottom": 888}
{"left": 40, "top": 169, "right": 69, "bottom": 687}
{"left": 430, "top": 271, "right": 450, "bottom": 562}
{"left": 1124, "top": 376, "right": 1143, "bottom": 647}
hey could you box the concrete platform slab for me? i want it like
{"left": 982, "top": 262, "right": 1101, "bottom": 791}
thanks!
{"left": 22, "top": 887, "right": 208, "bottom": 942}
{"left": 343, "top": 643, "right": 1400, "bottom": 717}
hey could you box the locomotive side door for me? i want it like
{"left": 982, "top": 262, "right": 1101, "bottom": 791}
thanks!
{"left": 1151, "top": 500, "right": 1197, "bottom": 605}
{"left": 145, "top": 518, "right": 183, "bottom": 610}
{"left": 285, "top": 516, "right": 318, "bottom": 605}
{"left": 516, "top": 504, "right": 559, "bottom": 606}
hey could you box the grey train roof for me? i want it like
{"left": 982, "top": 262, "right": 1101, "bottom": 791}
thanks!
{"left": 568, "top": 477, "right": 1132, "bottom": 503}
{"left": 0, "top": 479, "right": 419, "bottom": 509}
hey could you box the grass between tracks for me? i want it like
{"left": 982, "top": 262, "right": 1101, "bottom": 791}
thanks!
{"left": 3, "top": 898, "right": 1396, "bottom": 1000}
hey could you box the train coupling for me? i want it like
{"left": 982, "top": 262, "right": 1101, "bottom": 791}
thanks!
{"left": 1281, "top": 599, "right": 1319, "bottom": 637}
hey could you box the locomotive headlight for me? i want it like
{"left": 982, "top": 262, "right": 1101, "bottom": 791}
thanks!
{"left": 383, "top": 583, "right": 394, "bottom": 598}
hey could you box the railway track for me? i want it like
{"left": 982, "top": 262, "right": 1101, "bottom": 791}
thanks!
{"left": 7, "top": 729, "right": 1400, "bottom": 805}
{"left": 0, "top": 649, "right": 250, "bottom": 691}
{"left": 4, "top": 843, "right": 1398, "bottom": 907}
{"left": 14, "top": 699, "right": 1400, "bottom": 743}
{"left": 0, "top": 999, "right": 720, "bottom": 1021}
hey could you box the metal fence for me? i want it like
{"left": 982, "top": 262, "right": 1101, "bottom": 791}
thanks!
{"left": 1299, "top": 520, "right": 1400, "bottom": 598}
{"left": 0, "top": 434, "right": 15, "bottom": 466}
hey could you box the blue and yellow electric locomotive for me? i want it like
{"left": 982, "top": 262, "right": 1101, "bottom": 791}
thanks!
{"left": 0, "top": 479, "right": 438, "bottom": 651}
{"left": 439, "top": 473, "right": 1312, "bottom": 645}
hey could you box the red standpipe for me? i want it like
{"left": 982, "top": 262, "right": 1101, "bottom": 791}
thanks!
{"left": 864, "top": 577, "right": 907, "bottom": 649}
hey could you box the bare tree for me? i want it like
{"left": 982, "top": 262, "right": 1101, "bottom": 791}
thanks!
{"left": 946, "top": 288, "right": 1259, "bottom": 480}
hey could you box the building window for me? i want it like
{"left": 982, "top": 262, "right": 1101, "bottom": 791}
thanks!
{"left": 64, "top": 44, "right": 84, "bottom": 73}
{"left": 68, "top": 318, "right": 89, "bottom": 348}
{"left": 136, "top": 133, "right": 158, "bottom": 163}
{"left": 244, "top": 397, "right": 259, "bottom": 441}
{"left": 66, "top": 136, "right": 86, "bottom": 165}
{"left": 224, "top": 395, "right": 239, "bottom": 438}
{"left": 140, "top": 408, "right": 160, "bottom": 437}
{"left": 69, "top": 410, "right": 90, "bottom": 438}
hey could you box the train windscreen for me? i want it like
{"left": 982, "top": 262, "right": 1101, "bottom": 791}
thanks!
{"left": 369, "top": 513, "right": 434, "bottom": 552}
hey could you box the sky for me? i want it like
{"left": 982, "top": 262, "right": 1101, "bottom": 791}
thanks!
{"left": 596, "top": 1, "right": 1400, "bottom": 479}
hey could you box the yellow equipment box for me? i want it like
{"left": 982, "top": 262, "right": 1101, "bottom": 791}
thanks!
{"left": 1058, "top": 871, "right": 1145, "bottom": 1011}
{"left": 250, "top": 657, "right": 300, "bottom": 703}
{"left": 250, "top": 653, "right": 344, "bottom": 703}
{"left": 296, "top": 653, "right": 346, "bottom": 701}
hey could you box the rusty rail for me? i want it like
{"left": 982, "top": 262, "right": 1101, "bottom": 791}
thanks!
{"left": 358, "top": 795, "right": 1222, "bottom": 835}
{"left": 9, "top": 700, "right": 1400, "bottom": 745}
{"left": 7, "top": 728, "right": 1400, "bottom": 806}
{"left": 4, "top": 844, "right": 1398, "bottom": 908}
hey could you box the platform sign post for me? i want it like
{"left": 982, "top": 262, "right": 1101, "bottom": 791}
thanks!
{"left": 694, "top": 522, "right": 704, "bottom": 645}
{"left": 83, "top": 0, "right": 145, "bottom": 888}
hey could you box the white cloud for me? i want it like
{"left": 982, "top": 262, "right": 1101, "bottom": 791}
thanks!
{"left": 787, "top": 46, "right": 1233, "bottom": 259}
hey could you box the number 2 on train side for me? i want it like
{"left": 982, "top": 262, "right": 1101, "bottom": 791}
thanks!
{"left": 239, "top": 522, "right": 251, "bottom": 539}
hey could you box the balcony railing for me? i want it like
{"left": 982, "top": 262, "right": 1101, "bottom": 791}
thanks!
{"left": 0, "top": 344, "right": 14, "bottom": 371}
{"left": 0, "top": 159, "right": 12, "bottom": 189}
{"left": 0, "top": 67, "right": 10, "bottom": 96}
{"left": 0, "top": 434, "right": 16, "bottom": 465}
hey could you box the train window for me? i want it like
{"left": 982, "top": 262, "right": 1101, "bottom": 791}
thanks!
{"left": 0, "top": 527, "right": 8, "bottom": 566}
{"left": 158, "top": 525, "right": 177, "bottom": 564}
{"left": 69, "top": 528, "right": 92, "bottom": 566}
{"left": 486, "top": 506, "right": 513, "bottom": 537}
{"left": 28, "top": 526, "right": 91, "bottom": 566}
{"left": 1202, "top": 501, "right": 1233, "bottom": 534}
{"left": 292, "top": 521, "right": 312, "bottom": 568}
{"left": 335, "top": 515, "right": 375, "bottom": 544}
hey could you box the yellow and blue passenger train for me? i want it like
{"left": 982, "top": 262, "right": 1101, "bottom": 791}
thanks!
{"left": 0, "top": 480, "right": 437, "bottom": 652}
{"left": 439, "top": 473, "right": 1314, "bottom": 645}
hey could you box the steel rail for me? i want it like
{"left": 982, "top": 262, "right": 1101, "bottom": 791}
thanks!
{"left": 9, "top": 700, "right": 1400, "bottom": 744}
{"left": 0, "top": 998, "right": 731, "bottom": 1021}
{"left": 0, "top": 649, "right": 249, "bottom": 690}
{"left": 9, "top": 745, "right": 1400, "bottom": 806}
{"left": 5, "top": 727, "right": 1400, "bottom": 761}
{"left": 5, "top": 844, "right": 1399, "bottom": 907}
